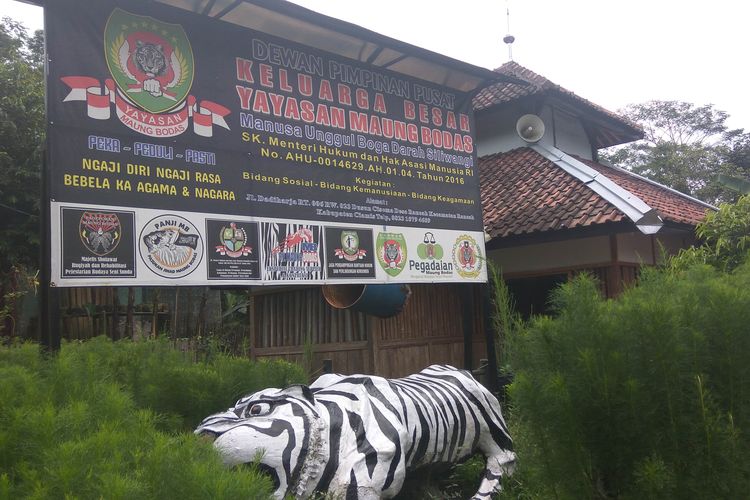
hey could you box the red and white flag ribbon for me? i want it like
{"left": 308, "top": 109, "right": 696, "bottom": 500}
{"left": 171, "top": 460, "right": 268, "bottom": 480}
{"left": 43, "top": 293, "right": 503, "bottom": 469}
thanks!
{"left": 61, "top": 76, "right": 231, "bottom": 138}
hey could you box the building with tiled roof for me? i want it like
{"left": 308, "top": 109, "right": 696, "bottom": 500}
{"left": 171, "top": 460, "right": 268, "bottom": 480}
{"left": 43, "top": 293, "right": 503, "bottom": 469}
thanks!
{"left": 475, "top": 62, "right": 713, "bottom": 314}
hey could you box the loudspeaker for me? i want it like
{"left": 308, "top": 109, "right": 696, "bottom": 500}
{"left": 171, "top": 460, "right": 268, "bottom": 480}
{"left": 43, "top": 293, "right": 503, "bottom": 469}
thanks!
{"left": 516, "top": 114, "right": 545, "bottom": 143}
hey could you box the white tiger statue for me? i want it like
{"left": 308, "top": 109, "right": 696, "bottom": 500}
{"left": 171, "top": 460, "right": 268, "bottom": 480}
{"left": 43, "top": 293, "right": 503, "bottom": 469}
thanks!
{"left": 195, "top": 365, "right": 515, "bottom": 499}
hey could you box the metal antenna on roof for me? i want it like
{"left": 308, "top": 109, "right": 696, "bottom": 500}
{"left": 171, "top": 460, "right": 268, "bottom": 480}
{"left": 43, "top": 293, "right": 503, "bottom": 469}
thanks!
{"left": 503, "top": 1, "right": 515, "bottom": 61}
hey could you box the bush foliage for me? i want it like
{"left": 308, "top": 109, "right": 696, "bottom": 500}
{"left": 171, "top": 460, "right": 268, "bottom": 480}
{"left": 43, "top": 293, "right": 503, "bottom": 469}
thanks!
{"left": 505, "top": 262, "right": 750, "bottom": 499}
{"left": 0, "top": 337, "right": 305, "bottom": 499}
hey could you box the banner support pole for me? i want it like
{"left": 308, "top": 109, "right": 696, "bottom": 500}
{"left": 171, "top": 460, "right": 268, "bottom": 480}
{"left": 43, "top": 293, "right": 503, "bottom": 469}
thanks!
{"left": 40, "top": 154, "right": 61, "bottom": 353}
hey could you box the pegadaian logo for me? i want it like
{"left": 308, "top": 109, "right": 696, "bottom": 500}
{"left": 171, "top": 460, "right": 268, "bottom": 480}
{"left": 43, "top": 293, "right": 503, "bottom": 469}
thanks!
{"left": 61, "top": 8, "right": 230, "bottom": 138}
{"left": 416, "top": 232, "right": 443, "bottom": 260}
{"left": 409, "top": 232, "right": 453, "bottom": 276}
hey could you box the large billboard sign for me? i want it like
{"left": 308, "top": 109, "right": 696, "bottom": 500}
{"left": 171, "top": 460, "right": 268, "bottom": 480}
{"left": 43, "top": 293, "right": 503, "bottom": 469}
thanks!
{"left": 46, "top": 0, "right": 487, "bottom": 286}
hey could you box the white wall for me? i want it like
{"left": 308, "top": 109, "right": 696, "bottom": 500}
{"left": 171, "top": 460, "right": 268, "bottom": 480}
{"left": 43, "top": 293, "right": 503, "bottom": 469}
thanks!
{"left": 488, "top": 235, "right": 611, "bottom": 275}
{"left": 616, "top": 232, "right": 655, "bottom": 264}
{"left": 616, "top": 231, "right": 696, "bottom": 265}
{"left": 491, "top": 231, "right": 696, "bottom": 276}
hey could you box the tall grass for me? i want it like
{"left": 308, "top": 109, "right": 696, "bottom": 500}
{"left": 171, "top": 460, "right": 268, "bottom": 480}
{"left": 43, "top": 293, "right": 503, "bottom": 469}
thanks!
{"left": 505, "top": 262, "right": 750, "bottom": 499}
{"left": 0, "top": 337, "right": 305, "bottom": 499}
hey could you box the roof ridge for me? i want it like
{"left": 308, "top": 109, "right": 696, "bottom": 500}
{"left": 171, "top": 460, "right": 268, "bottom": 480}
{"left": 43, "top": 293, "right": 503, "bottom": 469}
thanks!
{"left": 494, "top": 61, "right": 557, "bottom": 91}
{"left": 482, "top": 62, "right": 642, "bottom": 136}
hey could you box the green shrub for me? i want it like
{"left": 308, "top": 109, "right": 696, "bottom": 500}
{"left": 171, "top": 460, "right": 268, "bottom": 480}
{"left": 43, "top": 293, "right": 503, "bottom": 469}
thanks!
{"left": 505, "top": 263, "right": 750, "bottom": 499}
{"left": 673, "top": 194, "right": 750, "bottom": 272}
{"left": 0, "top": 337, "right": 305, "bottom": 499}
{"left": 42, "top": 336, "right": 305, "bottom": 429}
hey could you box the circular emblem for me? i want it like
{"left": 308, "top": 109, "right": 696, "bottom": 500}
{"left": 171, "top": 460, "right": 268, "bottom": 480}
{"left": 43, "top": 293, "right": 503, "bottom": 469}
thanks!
{"left": 79, "top": 212, "right": 121, "bottom": 256}
{"left": 139, "top": 214, "right": 203, "bottom": 278}
{"left": 452, "top": 234, "right": 482, "bottom": 279}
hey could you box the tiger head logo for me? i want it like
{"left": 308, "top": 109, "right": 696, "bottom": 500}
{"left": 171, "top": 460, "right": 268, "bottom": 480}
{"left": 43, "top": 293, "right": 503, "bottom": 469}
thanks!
{"left": 133, "top": 41, "right": 167, "bottom": 79}
{"left": 384, "top": 241, "right": 399, "bottom": 263}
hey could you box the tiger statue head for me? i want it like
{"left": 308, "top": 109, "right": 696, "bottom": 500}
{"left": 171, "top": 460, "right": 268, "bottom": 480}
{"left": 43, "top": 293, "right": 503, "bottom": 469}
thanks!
{"left": 195, "top": 384, "right": 326, "bottom": 498}
{"left": 132, "top": 41, "right": 167, "bottom": 78}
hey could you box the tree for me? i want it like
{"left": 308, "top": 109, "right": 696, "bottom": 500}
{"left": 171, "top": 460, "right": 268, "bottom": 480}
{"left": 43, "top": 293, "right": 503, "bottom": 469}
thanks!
{"left": 601, "top": 100, "right": 750, "bottom": 205}
{"left": 671, "top": 195, "right": 750, "bottom": 273}
{"left": 0, "top": 18, "right": 45, "bottom": 335}
{"left": 0, "top": 18, "right": 44, "bottom": 271}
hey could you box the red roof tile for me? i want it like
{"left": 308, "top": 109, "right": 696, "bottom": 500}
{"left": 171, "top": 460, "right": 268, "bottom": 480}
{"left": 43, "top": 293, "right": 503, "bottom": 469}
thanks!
{"left": 576, "top": 156, "right": 711, "bottom": 227}
{"left": 480, "top": 148, "right": 710, "bottom": 240}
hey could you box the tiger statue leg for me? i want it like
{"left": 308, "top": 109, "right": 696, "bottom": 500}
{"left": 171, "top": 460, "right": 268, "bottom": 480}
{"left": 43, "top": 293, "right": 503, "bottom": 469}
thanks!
{"left": 471, "top": 382, "right": 516, "bottom": 500}
{"left": 471, "top": 444, "right": 516, "bottom": 499}
{"left": 321, "top": 385, "right": 409, "bottom": 500}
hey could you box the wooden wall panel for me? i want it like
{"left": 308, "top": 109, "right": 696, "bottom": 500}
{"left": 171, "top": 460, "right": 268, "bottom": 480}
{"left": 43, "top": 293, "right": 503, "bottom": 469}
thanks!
{"left": 371, "top": 283, "right": 486, "bottom": 377}
{"left": 252, "top": 279, "right": 489, "bottom": 380}
{"left": 376, "top": 344, "right": 430, "bottom": 379}
{"left": 375, "top": 283, "right": 467, "bottom": 342}
{"left": 253, "top": 288, "right": 367, "bottom": 349}
{"left": 427, "top": 341, "right": 463, "bottom": 368}
{"left": 254, "top": 341, "right": 371, "bottom": 376}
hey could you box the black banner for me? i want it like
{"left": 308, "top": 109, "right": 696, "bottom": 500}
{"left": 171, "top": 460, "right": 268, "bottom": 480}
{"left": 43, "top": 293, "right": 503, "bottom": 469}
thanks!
{"left": 46, "top": 0, "right": 487, "bottom": 286}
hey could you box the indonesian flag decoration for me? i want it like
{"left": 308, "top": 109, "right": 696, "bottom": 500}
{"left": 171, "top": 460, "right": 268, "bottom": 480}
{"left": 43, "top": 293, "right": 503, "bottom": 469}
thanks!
{"left": 60, "top": 8, "right": 230, "bottom": 138}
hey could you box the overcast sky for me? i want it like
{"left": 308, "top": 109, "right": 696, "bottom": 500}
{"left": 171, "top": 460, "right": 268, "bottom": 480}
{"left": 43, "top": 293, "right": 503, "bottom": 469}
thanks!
{"left": 3, "top": 0, "right": 748, "bottom": 131}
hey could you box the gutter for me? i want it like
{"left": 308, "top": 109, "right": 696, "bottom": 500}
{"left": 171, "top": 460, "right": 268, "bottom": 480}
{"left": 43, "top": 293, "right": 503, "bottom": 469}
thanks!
{"left": 532, "top": 144, "right": 664, "bottom": 235}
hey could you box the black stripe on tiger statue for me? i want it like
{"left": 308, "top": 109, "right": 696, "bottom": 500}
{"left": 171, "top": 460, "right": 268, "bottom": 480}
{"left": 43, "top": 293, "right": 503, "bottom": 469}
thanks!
{"left": 195, "top": 364, "right": 515, "bottom": 499}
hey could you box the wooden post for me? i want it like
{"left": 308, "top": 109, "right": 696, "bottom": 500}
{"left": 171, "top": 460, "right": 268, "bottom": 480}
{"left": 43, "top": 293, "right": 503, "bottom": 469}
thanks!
{"left": 111, "top": 287, "right": 120, "bottom": 340}
{"left": 482, "top": 283, "right": 499, "bottom": 393}
{"left": 369, "top": 315, "right": 380, "bottom": 375}
{"left": 247, "top": 291, "right": 256, "bottom": 360}
{"left": 172, "top": 287, "right": 180, "bottom": 339}
{"left": 126, "top": 287, "right": 135, "bottom": 339}
{"left": 461, "top": 283, "right": 474, "bottom": 370}
{"left": 150, "top": 289, "right": 159, "bottom": 339}
{"left": 196, "top": 286, "right": 208, "bottom": 338}
{"left": 608, "top": 234, "right": 622, "bottom": 298}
